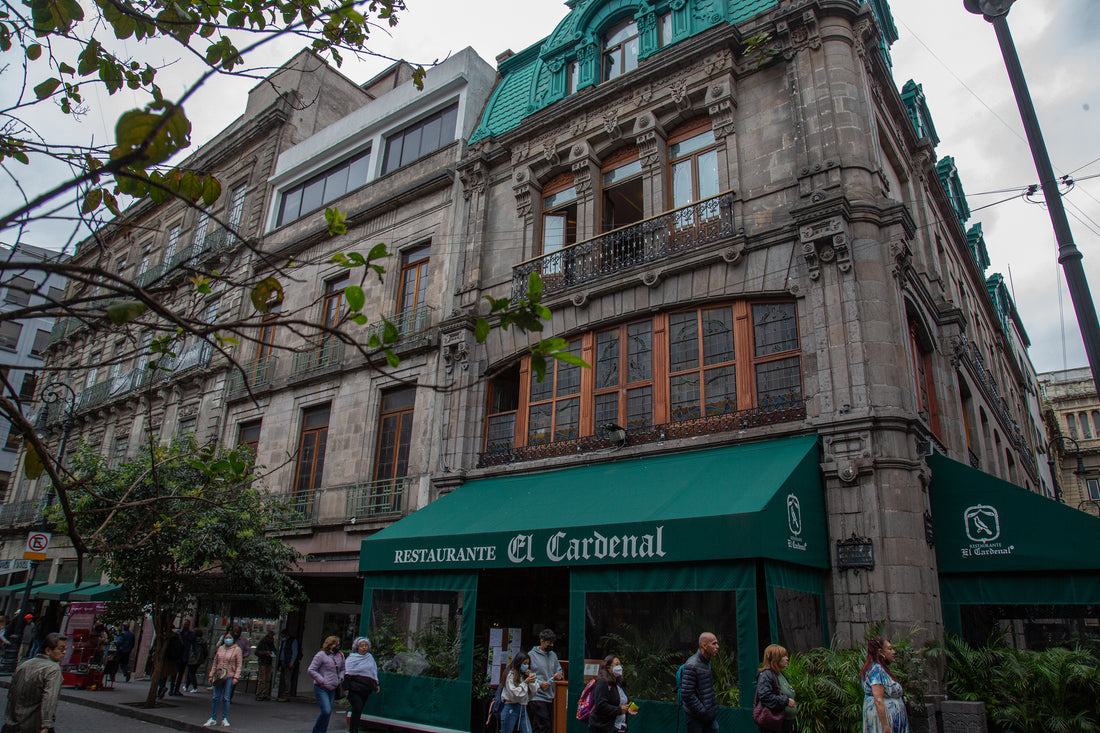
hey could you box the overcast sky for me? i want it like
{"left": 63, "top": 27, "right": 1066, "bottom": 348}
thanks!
{"left": 3, "top": 0, "right": 1096, "bottom": 374}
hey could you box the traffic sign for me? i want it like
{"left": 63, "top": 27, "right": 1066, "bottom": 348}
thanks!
{"left": 23, "top": 531, "right": 51, "bottom": 561}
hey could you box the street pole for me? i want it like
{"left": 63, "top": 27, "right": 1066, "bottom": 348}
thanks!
{"left": 0, "top": 382, "right": 77, "bottom": 674}
{"left": 965, "top": 0, "right": 1100, "bottom": 394}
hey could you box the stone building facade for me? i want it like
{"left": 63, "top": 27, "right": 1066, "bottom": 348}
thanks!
{"left": 1039, "top": 367, "right": 1100, "bottom": 515}
{"left": 425, "top": 0, "right": 1048, "bottom": 647}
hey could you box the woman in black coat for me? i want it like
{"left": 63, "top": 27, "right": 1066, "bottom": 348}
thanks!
{"left": 755, "top": 644, "right": 797, "bottom": 732}
{"left": 588, "top": 655, "right": 638, "bottom": 733}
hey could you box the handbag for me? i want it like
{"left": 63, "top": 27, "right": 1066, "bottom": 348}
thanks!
{"left": 211, "top": 666, "right": 228, "bottom": 684}
{"left": 334, "top": 678, "right": 348, "bottom": 700}
{"left": 752, "top": 672, "right": 786, "bottom": 732}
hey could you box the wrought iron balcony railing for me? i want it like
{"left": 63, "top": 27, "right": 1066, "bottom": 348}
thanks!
{"left": 478, "top": 399, "right": 805, "bottom": 467}
{"left": 512, "top": 191, "right": 736, "bottom": 301}
{"left": 273, "top": 493, "right": 317, "bottom": 529}
{"left": 344, "top": 477, "right": 411, "bottom": 523}
{"left": 134, "top": 263, "right": 165, "bottom": 289}
{"left": 291, "top": 339, "right": 344, "bottom": 379}
{"left": 0, "top": 500, "right": 42, "bottom": 529}
{"left": 78, "top": 380, "right": 110, "bottom": 410}
{"left": 228, "top": 356, "right": 277, "bottom": 397}
{"left": 365, "top": 305, "right": 435, "bottom": 345}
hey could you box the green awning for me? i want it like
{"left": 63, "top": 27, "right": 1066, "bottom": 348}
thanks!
{"left": 33, "top": 582, "right": 104, "bottom": 601}
{"left": 361, "top": 435, "right": 826, "bottom": 572}
{"left": 0, "top": 582, "right": 47, "bottom": 599}
{"left": 68, "top": 584, "right": 120, "bottom": 602}
{"left": 929, "top": 452, "right": 1100, "bottom": 574}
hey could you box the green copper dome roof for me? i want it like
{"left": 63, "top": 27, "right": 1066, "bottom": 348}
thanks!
{"left": 470, "top": 0, "right": 781, "bottom": 143}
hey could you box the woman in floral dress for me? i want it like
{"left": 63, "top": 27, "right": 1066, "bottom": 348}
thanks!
{"left": 861, "top": 637, "right": 908, "bottom": 733}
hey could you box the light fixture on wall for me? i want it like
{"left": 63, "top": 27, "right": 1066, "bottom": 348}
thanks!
{"left": 601, "top": 423, "right": 627, "bottom": 446}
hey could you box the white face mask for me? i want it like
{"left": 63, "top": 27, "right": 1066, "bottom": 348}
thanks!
{"left": 224, "top": 637, "right": 234, "bottom": 645}
{"left": 612, "top": 665, "right": 623, "bottom": 677}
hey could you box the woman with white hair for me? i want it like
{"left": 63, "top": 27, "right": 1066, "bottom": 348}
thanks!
{"left": 343, "top": 636, "right": 380, "bottom": 733}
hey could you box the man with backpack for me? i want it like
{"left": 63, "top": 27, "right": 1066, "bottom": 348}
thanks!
{"left": 680, "top": 632, "right": 720, "bottom": 733}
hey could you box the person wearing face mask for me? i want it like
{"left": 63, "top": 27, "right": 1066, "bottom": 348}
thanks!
{"left": 308, "top": 635, "right": 346, "bottom": 733}
{"left": 501, "top": 651, "right": 539, "bottom": 733}
{"left": 204, "top": 633, "right": 242, "bottom": 727}
{"left": 588, "top": 655, "right": 637, "bottom": 733}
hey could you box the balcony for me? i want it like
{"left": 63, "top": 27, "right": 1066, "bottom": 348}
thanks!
{"left": 133, "top": 262, "right": 165, "bottom": 289}
{"left": 78, "top": 380, "right": 110, "bottom": 410}
{"left": 512, "top": 191, "right": 736, "bottom": 301}
{"left": 274, "top": 493, "right": 317, "bottom": 529}
{"left": 171, "top": 342, "right": 212, "bottom": 375}
{"left": 344, "top": 477, "right": 411, "bottom": 523}
{"left": 291, "top": 339, "right": 344, "bottom": 379}
{"left": 0, "top": 500, "right": 41, "bottom": 529}
{"left": 365, "top": 305, "right": 435, "bottom": 347}
{"left": 478, "top": 399, "right": 806, "bottom": 467}
{"left": 166, "top": 228, "right": 236, "bottom": 274}
{"left": 228, "top": 356, "right": 277, "bottom": 398}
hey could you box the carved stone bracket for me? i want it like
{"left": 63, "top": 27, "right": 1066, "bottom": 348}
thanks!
{"left": 570, "top": 142, "right": 596, "bottom": 200}
{"left": 799, "top": 215, "right": 851, "bottom": 281}
{"left": 458, "top": 158, "right": 487, "bottom": 201}
{"left": 441, "top": 326, "right": 473, "bottom": 375}
{"left": 946, "top": 333, "right": 967, "bottom": 369}
{"left": 705, "top": 76, "right": 737, "bottom": 138}
{"left": 821, "top": 431, "right": 873, "bottom": 484}
{"left": 512, "top": 166, "right": 537, "bottom": 224}
{"left": 889, "top": 238, "right": 913, "bottom": 280}
{"left": 721, "top": 242, "right": 745, "bottom": 265}
{"left": 775, "top": 8, "right": 821, "bottom": 61}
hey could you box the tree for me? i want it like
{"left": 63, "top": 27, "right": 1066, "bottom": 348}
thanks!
{"left": 54, "top": 437, "right": 302, "bottom": 707}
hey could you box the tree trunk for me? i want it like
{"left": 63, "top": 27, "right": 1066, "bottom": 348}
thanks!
{"left": 143, "top": 609, "right": 173, "bottom": 707}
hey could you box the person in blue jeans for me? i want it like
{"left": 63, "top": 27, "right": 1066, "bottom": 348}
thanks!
{"left": 308, "top": 635, "right": 345, "bottom": 733}
{"left": 501, "top": 652, "right": 539, "bottom": 733}
{"left": 204, "top": 635, "right": 242, "bottom": 727}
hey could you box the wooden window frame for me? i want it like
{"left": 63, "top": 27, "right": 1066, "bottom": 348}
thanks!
{"left": 602, "top": 18, "right": 640, "bottom": 82}
{"left": 909, "top": 321, "right": 941, "bottom": 436}
{"left": 488, "top": 300, "right": 802, "bottom": 451}
{"left": 667, "top": 119, "right": 720, "bottom": 210}
{"left": 293, "top": 405, "right": 330, "bottom": 505}
{"left": 374, "top": 388, "right": 416, "bottom": 482}
{"left": 600, "top": 145, "right": 643, "bottom": 233}
{"left": 398, "top": 244, "right": 431, "bottom": 314}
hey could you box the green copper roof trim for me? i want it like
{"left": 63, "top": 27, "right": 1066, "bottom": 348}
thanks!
{"left": 900, "top": 79, "right": 940, "bottom": 148}
{"left": 985, "top": 273, "right": 1030, "bottom": 346}
{"left": 470, "top": 0, "right": 782, "bottom": 143}
{"left": 937, "top": 156, "right": 971, "bottom": 225}
{"left": 966, "top": 222, "right": 990, "bottom": 272}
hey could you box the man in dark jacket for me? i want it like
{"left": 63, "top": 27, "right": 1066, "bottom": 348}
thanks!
{"left": 3, "top": 632, "right": 65, "bottom": 733}
{"left": 680, "top": 632, "right": 720, "bottom": 733}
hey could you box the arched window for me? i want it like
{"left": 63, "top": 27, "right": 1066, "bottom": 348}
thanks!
{"left": 908, "top": 318, "right": 940, "bottom": 435}
{"left": 603, "top": 19, "right": 639, "bottom": 81}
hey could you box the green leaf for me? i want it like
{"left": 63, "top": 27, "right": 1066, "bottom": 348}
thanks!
{"left": 527, "top": 271, "right": 543, "bottom": 301}
{"left": 329, "top": 253, "right": 349, "bottom": 266}
{"left": 201, "top": 175, "right": 221, "bottom": 206}
{"left": 23, "top": 442, "right": 43, "bottom": 480}
{"left": 385, "top": 349, "right": 399, "bottom": 368}
{"left": 189, "top": 275, "right": 212, "bottom": 294}
{"left": 34, "top": 77, "right": 61, "bottom": 99}
{"left": 58, "top": 62, "right": 75, "bottom": 74}
{"left": 106, "top": 300, "right": 148, "bottom": 324}
{"left": 474, "top": 318, "right": 490, "bottom": 343}
{"left": 350, "top": 314, "right": 368, "bottom": 325}
{"left": 530, "top": 353, "right": 548, "bottom": 383}
{"left": 382, "top": 320, "right": 399, "bottom": 344}
{"left": 26, "top": 44, "right": 42, "bottom": 60}
{"left": 81, "top": 188, "right": 102, "bottom": 214}
{"left": 367, "top": 242, "right": 389, "bottom": 262}
{"left": 344, "top": 285, "right": 365, "bottom": 312}
{"left": 324, "top": 207, "right": 347, "bottom": 236}
{"left": 551, "top": 351, "right": 589, "bottom": 368}
{"left": 250, "top": 277, "right": 284, "bottom": 313}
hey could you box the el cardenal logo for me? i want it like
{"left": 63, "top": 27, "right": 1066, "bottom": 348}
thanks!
{"left": 787, "top": 494, "right": 802, "bottom": 536}
{"left": 964, "top": 504, "right": 1000, "bottom": 543}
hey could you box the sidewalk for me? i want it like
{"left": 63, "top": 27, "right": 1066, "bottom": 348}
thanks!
{"left": 2, "top": 677, "right": 333, "bottom": 732}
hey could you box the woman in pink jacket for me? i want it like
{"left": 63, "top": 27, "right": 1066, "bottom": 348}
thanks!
{"left": 308, "top": 635, "right": 345, "bottom": 733}
{"left": 204, "top": 633, "right": 242, "bottom": 727}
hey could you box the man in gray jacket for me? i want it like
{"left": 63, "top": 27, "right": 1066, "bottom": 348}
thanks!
{"left": 527, "top": 629, "right": 563, "bottom": 733}
{"left": 3, "top": 632, "right": 65, "bottom": 732}
{"left": 680, "top": 632, "right": 720, "bottom": 733}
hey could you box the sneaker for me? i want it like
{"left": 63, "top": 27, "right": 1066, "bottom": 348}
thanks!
{"left": 221, "top": 719, "right": 231, "bottom": 727}
{"left": 203, "top": 719, "right": 217, "bottom": 728}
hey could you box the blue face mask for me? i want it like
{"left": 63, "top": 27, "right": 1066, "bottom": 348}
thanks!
{"left": 224, "top": 638, "right": 234, "bottom": 645}
{"left": 520, "top": 664, "right": 530, "bottom": 673}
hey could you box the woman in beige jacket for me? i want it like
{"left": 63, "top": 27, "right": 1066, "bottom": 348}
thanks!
{"left": 204, "top": 634, "right": 242, "bottom": 727}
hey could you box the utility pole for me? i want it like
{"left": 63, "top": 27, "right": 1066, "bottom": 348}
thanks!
{"left": 964, "top": 0, "right": 1100, "bottom": 394}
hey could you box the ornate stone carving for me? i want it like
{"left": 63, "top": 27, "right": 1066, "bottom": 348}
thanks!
{"left": 704, "top": 48, "right": 732, "bottom": 75}
{"left": 512, "top": 166, "right": 535, "bottom": 222}
{"left": 821, "top": 431, "right": 874, "bottom": 483}
{"left": 441, "top": 329, "right": 471, "bottom": 375}
{"left": 572, "top": 159, "right": 593, "bottom": 197}
{"left": 641, "top": 271, "right": 661, "bottom": 287}
{"left": 775, "top": 9, "right": 821, "bottom": 61}
{"left": 636, "top": 130, "right": 661, "bottom": 170}
{"left": 947, "top": 334, "right": 967, "bottom": 368}
{"left": 639, "top": 12, "right": 657, "bottom": 33}
{"left": 669, "top": 74, "right": 690, "bottom": 109}
{"left": 721, "top": 243, "right": 745, "bottom": 265}
{"left": 571, "top": 292, "right": 588, "bottom": 308}
{"left": 603, "top": 108, "right": 622, "bottom": 138}
{"left": 889, "top": 238, "right": 913, "bottom": 280}
{"left": 458, "top": 160, "right": 487, "bottom": 201}
{"left": 799, "top": 216, "right": 851, "bottom": 280}
{"left": 538, "top": 134, "right": 560, "bottom": 166}
{"left": 708, "top": 99, "right": 735, "bottom": 138}
{"left": 634, "top": 83, "right": 654, "bottom": 107}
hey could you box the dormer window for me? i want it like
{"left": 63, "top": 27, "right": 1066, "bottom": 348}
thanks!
{"left": 603, "top": 19, "right": 639, "bottom": 81}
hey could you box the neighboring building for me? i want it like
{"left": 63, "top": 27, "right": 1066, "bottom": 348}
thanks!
{"left": 0, "top": 49, "right": 376, "bottom": 659}
{"left": 0, "top": 244, "right": 65, "bottom": 499}
{"left": 225, "top": 48, "right": 497, "bottom": 691}
{"left": 1040, "top": 367, "right": 1100, "bottom": 514}
{"left": 0, "top": 243, "right": 65, "bottom": 604}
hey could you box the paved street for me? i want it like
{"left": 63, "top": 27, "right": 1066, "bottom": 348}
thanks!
{"left": 0, "top": 678, "right": 328, "bottom": 732}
